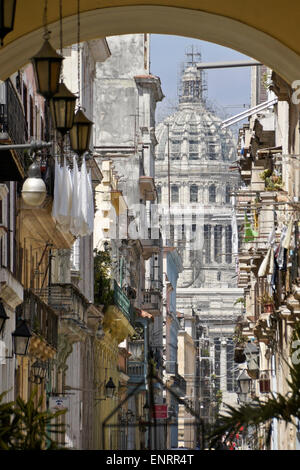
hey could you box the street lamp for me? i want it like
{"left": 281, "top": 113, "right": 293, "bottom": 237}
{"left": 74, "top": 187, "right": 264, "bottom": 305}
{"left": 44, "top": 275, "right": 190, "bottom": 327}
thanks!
{"left": 0, "top": 301, "right": 9, "bottom": 334}
{"left": 237, "top": 369, "right": 252, "bottom": 403}
{"left": 0, "top": 0, "right": 17, "bottom": 46}
{"left": 50, "top": 82, "right": 77, "bottom": 136}
{"left": 21, "top": 159, "right": 47, "bottom": 207}
{"left": 31, "top": 34, "right": 64, "bottom": 100}
{"left": 105, "top": 377, "right": 116, "bottom": 399}
{"left": 69, "top": 108, "right": 93, "bottom": 156}
{"left": 12, "top": 320, "right": 32, "bottom": 356}
{"left": 29, "top": 360, "right": 47, "bottom": 384}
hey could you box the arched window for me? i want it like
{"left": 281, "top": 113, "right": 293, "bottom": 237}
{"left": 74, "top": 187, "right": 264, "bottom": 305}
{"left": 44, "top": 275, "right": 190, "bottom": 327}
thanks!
{"left": 225, "top": 184, "right": 231, "bottom": 204}
{"left": 214, "top": 225, "right": 222, "bottom": 263}
{"left": 209, "top": 185, "right": 216, "bottom": 203}
{"left": 190, "top": 184, "right": 198, "bottom": 203}
{"left": 157, "top": 185, "right": 161, "bottom": 204}
{"left": 171, "top": 185, "right": 179, "bottom": 203}
{"left": 225, "top": 225, "right": 232, "bottom": 264}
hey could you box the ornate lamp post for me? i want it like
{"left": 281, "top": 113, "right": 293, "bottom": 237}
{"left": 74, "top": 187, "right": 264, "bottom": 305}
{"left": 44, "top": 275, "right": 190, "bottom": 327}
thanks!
{"left": 31, "top": 34, "right": 64, "bottom": 100}
{"left": 12, "top": 320, "right": 32, "bottom": 356}
{"left": 105, "top": 377, "right": 116, "bottom": 399}
{"left": 69, "top": 108, "right": 93, "bottom": 156}
{"left": 50, "top": 82, "right": 77, "bottom": 136}
{"left": 237, "top": 369, "right": 252, "bottom": 404}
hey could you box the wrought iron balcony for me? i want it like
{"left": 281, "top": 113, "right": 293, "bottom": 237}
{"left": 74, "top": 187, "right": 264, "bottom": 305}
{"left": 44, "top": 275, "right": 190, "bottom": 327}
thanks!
{"left": 36, "top": 283, "right": 92, "bottom": 326}
{"left": 113, "top": 280, "right": 135, "bottom": 325}
{"left": 128, "top": 360, "right": 147, "bottom": 390}
{"left": 142, "top": 288, "right": 162, "bottom": 316}
{"left": 140, "top": 228, "right": 162, "bottom": 260}
{"left": 0, "top": 79, "right": 28, "bottom": 181}
{"left": 17, "top": 289, "right": 58, "bottom": 350}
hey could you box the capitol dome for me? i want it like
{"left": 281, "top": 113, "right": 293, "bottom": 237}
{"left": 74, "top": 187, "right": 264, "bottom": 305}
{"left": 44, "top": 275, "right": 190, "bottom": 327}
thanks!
{"left": 155, "top": 66, "right": 236, "bottom": 163}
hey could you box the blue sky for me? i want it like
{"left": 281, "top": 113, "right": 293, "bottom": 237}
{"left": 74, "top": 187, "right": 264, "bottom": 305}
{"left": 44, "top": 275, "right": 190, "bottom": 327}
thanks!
{"left": 150, "top": 34, "right": 252, "bottom": 126}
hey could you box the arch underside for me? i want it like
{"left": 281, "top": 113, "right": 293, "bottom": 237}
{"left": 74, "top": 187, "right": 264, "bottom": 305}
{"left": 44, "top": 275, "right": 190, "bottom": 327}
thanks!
{"left": 1, "top": 5, "right": 300, "bottom": 84}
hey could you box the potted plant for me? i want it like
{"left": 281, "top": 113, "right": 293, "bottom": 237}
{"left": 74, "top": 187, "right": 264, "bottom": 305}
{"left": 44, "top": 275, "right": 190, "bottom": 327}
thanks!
{"left": 233, "top": 326, "right": 246, "bottom": 363}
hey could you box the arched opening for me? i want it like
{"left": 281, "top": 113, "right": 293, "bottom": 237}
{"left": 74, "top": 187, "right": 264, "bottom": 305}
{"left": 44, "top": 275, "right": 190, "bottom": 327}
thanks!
{"left": 1, "top": 4, "right": 300, "bottom": 84}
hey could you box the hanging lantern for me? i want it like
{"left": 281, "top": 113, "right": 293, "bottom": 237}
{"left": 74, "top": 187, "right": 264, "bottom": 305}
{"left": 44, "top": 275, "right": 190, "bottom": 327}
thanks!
{"left": 50, "top": 82, "right": 77, "bottom": 136}
{"left": 0, "top": 0, "right": 17, "bottom": 46}
{"left": 105, "top": 377, "right": 116, "bottom": 399}
{"left": 237, "top": 369, "right": 252, "bottom": 394}
{"left": 21, "top": 160, "right": 47, "bottom": 207}
{"left": 69, "top": 108, "right": 93, "bottom": 156}
{"left": 31, "top": 37, "right": 64, "bottom": 100}
{"left": 0, "top": 300, "right": 9, "bottom": 333}
{"left": 30, "top": 360, "right": 47, "bottom": 383}
{"left": 12, "top": 320, "right": 32, "bottom": 356}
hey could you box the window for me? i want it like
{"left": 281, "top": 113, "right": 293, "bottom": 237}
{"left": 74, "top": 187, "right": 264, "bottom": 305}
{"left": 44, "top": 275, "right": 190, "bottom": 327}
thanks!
{"left": 189, "top": 140, "right": 199, "bottom": 160}
{"left": 225, "top": 225, "right": 232, "bottom": 264}
{"left": 157, "top": 186, "right": 161, "bottom": 204}
{"left": 204, "top": 225, "right": 211, "bottom": 264}
{"left": 190, "top": 185, "right": 198, "bottom": 203}
{"left": 171, "top": 185, "right": 179, "bottom": 203}
{"left": 171, "top": 140, "right": 181, "bottom": 160}
{"left": 214, "top": 225, "right": 222, "bottom": 263}
{"left": 208, "top": 142, "right": 216, "bottom": 160}
{"left": 209, "top": 185, "right": 216, "bottom": 203}
{"left": 225, "top": 184, "right": 231, "bottom": 204}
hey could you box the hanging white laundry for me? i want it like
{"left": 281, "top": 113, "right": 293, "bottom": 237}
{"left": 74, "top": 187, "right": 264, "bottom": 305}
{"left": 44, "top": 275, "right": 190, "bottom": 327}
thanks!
{"left": 52, "top": 157, "right": 62, "bottom": 221}
{"left": 56, "top": 157, "right": 73, "bottom": 232}
{"left": 258, "top": 246, "right": 272, "bottom": 277}
{"left": 70, "top": 155, "right": 82, "bottom": 236}
{"left": 268, "top": 246, "right": 274, "bottom": 275}
{"left": 77, "top": 156, "right": 89, "bottom": 237}
{"left": 87, "top": 169, "right": 94, "bottom": 234}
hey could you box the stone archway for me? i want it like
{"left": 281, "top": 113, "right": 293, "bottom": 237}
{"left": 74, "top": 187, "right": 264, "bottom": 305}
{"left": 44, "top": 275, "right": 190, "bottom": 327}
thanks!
{"left": 1, "top": 3, "right": 300, "bottom": 84}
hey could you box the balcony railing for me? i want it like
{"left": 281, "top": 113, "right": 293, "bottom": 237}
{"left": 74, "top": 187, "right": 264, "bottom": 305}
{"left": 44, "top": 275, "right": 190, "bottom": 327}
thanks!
{"left": 17, "top": 289, "right": 58, "bottom": 349}
{"left": 36, "top": 283, "right": 91, "bottom": 325}
{"left": 128, "top": 360, "right": 147, "bottom": 389}
{"left": 113, "top": 280, "right": 135, "bottom": 325}
{"left": 142, "top": 289, "right": 162, "bottom": 316}
{"left": 0, "top": 79, "right": 28, "bottom": 178}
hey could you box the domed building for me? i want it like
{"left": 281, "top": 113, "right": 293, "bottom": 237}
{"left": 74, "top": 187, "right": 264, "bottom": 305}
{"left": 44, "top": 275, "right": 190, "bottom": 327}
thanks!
{"left": 155, "top": 57, "right": 243, "bottom": 435}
